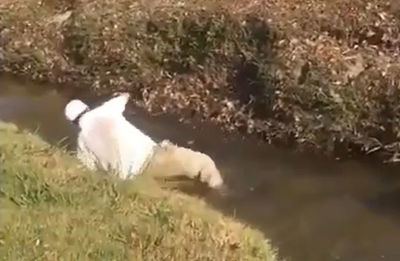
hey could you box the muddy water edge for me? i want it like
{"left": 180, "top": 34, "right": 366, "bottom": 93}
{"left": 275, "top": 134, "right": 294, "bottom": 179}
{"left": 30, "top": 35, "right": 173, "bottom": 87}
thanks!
{"left": 2, "top": 74, "right": 400, "bottom": 261}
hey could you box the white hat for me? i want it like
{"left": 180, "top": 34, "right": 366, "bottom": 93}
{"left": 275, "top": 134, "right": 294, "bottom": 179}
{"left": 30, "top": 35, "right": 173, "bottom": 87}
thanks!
{"left": 64, "top": 99, "right": 89, "bottom": 122}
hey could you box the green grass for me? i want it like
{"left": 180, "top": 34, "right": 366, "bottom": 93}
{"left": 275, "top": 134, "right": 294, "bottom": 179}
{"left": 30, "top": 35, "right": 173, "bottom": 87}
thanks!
{"left": 0, "top": 122, "right": 277, "bottom": 261}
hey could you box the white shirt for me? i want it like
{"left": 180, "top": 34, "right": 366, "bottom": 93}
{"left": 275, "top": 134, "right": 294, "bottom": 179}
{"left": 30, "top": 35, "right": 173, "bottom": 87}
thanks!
{"left": 76, "top": 94, "right": 156, "bottom": 179}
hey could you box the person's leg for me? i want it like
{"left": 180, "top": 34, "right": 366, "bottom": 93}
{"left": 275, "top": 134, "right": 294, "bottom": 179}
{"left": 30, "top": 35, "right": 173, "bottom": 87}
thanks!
{"left": 144, "top": 140, "right": 224, "bottom": 189}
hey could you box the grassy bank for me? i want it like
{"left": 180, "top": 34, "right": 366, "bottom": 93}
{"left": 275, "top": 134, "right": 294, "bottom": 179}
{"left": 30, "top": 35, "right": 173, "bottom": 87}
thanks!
{"left": 0, "top": 122, "right": 277, "bottom": 260}
{"left": 1, "top": 0, "right": 400, "bottom": 161}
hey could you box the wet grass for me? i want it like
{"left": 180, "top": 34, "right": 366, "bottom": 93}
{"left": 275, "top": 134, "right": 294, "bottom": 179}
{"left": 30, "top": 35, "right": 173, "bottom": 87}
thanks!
{"left": 0, "top": 122, "right": 277, "bottom": 260}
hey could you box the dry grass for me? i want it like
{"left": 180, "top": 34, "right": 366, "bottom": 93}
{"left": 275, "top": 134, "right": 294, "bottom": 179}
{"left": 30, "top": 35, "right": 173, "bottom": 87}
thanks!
{"left": 0, "top": 122, "right": 277, "bottom": 261}
{"left": 1, "top": 0, "right": 400, "bottom": 161}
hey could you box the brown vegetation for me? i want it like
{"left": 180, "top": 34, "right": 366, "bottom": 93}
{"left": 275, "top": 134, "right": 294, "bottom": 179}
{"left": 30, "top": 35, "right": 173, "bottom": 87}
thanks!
{"left": 1, "top": 0, "right": 400, "bottom": 162}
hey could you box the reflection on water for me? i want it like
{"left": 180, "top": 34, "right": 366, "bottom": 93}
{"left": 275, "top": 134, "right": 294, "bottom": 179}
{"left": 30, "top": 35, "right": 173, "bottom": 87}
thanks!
{"left": 0, "top": 75, "right": 78, "bottom": 148}
{"left": 2, "top": 73, "right": 400, "bottom": 261}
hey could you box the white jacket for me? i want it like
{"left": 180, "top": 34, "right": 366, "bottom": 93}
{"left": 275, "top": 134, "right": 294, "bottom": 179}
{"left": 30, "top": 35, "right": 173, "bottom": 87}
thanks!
{"left": 67, "top": 93, "right": 156, "bottom": 179}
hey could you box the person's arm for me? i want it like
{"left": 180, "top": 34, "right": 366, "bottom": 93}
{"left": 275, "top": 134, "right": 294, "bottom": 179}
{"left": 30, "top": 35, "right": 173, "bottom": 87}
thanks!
{"left": 76, "top": 134, "right": 98, "bottom": 171}
{"left": 101, "top": 93, "right": 130, "bottom": 115}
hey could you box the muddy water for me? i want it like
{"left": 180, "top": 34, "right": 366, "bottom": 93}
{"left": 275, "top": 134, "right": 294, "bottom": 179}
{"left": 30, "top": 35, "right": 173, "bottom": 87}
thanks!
{"left": 2, "top": 74, "right": 400, "bottom": 261}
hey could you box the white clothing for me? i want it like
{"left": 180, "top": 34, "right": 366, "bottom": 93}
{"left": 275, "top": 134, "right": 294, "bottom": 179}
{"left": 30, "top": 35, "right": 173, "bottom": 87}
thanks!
{"left": 66, "top": 93, "right": 156, "bottom": 179}
{"left": 65, "top": 93, "right": 225, "bottom": 189}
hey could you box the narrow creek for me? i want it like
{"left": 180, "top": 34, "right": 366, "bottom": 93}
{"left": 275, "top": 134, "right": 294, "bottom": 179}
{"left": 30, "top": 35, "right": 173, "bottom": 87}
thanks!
{"left": 2, "top": 73, "right": 400, "bottom": 261}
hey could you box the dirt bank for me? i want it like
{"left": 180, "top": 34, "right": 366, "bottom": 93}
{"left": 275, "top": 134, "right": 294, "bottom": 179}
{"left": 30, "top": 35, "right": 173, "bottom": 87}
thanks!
{"left": 1, "top": 0, "right": 400, "bottom": 162}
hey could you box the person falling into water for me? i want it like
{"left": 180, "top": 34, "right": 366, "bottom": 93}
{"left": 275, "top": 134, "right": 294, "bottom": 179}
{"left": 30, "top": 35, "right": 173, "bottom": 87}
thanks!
{"left": 64, "top": 92, "right": 225, "bottom": 189}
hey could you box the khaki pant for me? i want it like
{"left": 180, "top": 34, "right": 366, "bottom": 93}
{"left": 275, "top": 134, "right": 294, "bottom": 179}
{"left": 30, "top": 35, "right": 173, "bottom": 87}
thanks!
{"left": 144, "top": 140, "right": 224, "bottom": 189}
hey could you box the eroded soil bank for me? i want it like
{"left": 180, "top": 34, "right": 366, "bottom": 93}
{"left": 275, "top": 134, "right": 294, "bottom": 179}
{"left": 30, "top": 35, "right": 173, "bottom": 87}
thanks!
{"left": 1, "top": 0, "right": 400, "bottom": 162}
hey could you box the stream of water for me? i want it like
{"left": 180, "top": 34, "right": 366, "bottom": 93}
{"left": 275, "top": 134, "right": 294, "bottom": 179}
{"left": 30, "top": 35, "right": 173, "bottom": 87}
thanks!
{"left": 2, "top": 74, "right": 400, "bottom": 261}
